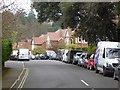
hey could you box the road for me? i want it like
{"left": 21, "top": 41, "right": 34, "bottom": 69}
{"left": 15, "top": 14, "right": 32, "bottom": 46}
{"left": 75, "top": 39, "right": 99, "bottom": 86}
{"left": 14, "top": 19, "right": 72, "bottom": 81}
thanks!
{"left": 20, "top": 60, "right": 119, "bottom": 88}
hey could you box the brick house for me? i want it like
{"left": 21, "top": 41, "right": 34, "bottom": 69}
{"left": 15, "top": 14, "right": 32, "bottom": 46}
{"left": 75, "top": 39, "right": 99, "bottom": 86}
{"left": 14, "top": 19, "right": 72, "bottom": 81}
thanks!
{"left": 31, "top": 34, "right": 47, "bottom": 50}
{"left": 46, "top": 29, "right": 66, "bottom": 51}
{"left": 64, "top": 28, "right": 74, "bottom": 45}
{"left": 12, "top": 38, "right": 32, "bottom": 54}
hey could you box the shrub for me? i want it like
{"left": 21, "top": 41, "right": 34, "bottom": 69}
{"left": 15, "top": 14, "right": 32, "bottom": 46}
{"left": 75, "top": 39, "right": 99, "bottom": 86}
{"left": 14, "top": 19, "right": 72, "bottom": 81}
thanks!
{"left": 32, "top": 46, "right": 45, "bottom": 55}
{"left": 2, "top": 39, "right": 12, "bottom": 66}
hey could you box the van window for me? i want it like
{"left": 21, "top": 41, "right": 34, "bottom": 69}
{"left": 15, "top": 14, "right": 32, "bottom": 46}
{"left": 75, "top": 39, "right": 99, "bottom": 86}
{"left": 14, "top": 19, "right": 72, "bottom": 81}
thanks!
{"left": 103, "top": 48, "right": 105, "bottom": 58}
{"left": 106, "top": 48, "right": 120, "bottom": 59}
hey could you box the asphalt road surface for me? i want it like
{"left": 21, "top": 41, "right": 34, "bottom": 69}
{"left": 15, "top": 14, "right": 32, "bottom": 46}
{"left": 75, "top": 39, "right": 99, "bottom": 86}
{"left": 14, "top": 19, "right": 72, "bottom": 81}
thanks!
{"left": 21, "top": 60, "right": 119, "bottom": 88}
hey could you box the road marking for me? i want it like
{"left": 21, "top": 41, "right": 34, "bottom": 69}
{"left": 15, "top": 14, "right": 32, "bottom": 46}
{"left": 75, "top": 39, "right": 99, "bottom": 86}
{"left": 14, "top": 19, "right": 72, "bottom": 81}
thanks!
{"left": 10, "top": 61, "right": 26, "bottom": 89}
{"left": 19, "top": 68, "right": 29, "bottom": 89}
{"left": 81, "top": 80, "right": 89, "bottom": 87}
{"left": 17, "top": 68, "right": 29, "bottom": 89}
{"left": 10, "top": 68, "right": 25, "bottom": 89}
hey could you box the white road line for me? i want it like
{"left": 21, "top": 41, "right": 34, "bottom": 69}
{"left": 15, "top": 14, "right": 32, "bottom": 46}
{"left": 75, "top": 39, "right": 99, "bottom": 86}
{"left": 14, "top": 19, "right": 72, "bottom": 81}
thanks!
{"left": 19, "top": 68, "right": 29, "bottom": 89}
{"left": 10, "top": 68, "right": 25, "bottom": 89}
{"left": 17, "top": 68, "right": 29, "bottom": 89}
{"left": 10, "top": 61, "right": 26, "bottom": 89}
{"left": 81, "top": 80, "right": 89, "bottom": 87}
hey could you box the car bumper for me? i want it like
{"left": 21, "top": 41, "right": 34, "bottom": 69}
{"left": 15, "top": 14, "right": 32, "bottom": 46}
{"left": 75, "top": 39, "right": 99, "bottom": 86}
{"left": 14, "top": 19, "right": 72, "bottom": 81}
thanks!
{"left": 105, "top": 67, "right": 115, "bottom": 74}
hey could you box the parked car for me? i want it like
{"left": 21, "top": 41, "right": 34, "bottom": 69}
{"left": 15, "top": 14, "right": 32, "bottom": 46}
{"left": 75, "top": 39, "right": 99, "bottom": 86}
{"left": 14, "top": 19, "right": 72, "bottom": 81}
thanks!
{"left": 67, "top": 50, "right": 83, "bottom": 63}
{"left": 77, "top": 54, "right": 84, "bottom": 66}
{"left": 82, "top": 53, "right": 91, "bottom": 68}
{"left": 40, "top": 54, "right": 47, "bottom": 60}
{"left": 87, "top": 54, "right": 95, "bottom": 70}
{"left": 56, "top": 49, "right": 64, "bottom": 61}
{"left": 31, "top": 55, "right": 35, "bottom": 60}
{"left": 18, "top": 48, "right": 30, "bottom": 61}
{"left": 35, "top": 54, "right": 40, "bottom": 60}
{"left": 73, "top": 52, "right": 82, "bottom": 65}
{"left": 45, "top": 50, "right": 57, "bottom": 60}
{"left": 113, "top": 64, "right": 120, "bottom": 80}
{"left": 94, "top": 41, "right": 120, "bottom": 76}
{"left": 62, "top": 50, "right": 69, "bottom": 63}
{"left": 10, "top": 55, "right": 18, "bottom": 60}
{"left": 10, "top": 49, "right": 19, "bottom": 60}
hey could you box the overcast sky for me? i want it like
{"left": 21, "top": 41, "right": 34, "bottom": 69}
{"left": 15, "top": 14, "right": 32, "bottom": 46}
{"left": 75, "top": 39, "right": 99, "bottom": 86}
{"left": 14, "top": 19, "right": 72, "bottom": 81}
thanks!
{"left": 2, "top": 0, "right": 32, "bottom": 14}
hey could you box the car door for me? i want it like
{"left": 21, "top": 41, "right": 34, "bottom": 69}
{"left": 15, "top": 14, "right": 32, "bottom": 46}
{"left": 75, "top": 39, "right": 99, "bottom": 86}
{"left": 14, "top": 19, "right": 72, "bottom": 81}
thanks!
{"left": 98, "top": 48, "right": 105, "bottom": 71}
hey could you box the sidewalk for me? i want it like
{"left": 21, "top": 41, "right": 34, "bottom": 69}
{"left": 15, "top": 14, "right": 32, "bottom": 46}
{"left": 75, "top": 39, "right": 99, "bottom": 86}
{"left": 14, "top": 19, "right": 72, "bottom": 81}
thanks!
{"left": 2, "top": 67, "right": 23, "bottom": 89}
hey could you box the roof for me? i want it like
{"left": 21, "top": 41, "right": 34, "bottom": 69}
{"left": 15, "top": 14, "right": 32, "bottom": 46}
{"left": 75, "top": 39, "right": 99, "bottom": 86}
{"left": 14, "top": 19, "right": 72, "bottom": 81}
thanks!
{"left": 47, "top": 29, "right": 66, "bottom": 41}
{"left": 39, "top": 34, "right": 46, "bottom": 44}
{"left": 32, "top": 37, "right": 41, "bottom": 45}
{"left": 17, "top": 41, "right": 32, "bottom": 50}
{"left": 32, "top": 34, "right": 46, "bottom": 45}
{"left": 47, "top": 32, "right": 59, "bottom": 41}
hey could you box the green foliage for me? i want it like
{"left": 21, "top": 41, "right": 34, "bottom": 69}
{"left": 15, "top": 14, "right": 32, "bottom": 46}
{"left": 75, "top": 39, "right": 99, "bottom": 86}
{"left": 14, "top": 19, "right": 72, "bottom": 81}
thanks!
{"left": 33, "top": 2, "right": 119, "bottom": 43}
{"left": 32, "top": 46, "right": 45, "bottom": 55}
{"left": 57, "top": 43, "right": 66, "bottom": 49}
{"left": 66, "top": 44, "right": 81, "bottom": 50}
{"left": 48, "top": 21, "right": 62, "bottom": 32}
{"left": 87, "top": 44, "right": 96, "bottom": 54}
{"left": 2, "top": 39, "right": 12, "bottom": 62}
{"left": 58, "top": 43, "right": 96, "bottom": 54}
{"left": 32, "top": 2, "right": 61, "bottom": 23}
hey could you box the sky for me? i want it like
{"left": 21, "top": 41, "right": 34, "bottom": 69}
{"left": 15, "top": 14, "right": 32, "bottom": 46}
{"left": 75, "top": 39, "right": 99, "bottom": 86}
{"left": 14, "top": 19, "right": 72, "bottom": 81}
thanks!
{"left": 1, "top": 0, "right": 32, "bottom": 14}
{"left": 15, "top": 0, "right": 32, "bottom": 13}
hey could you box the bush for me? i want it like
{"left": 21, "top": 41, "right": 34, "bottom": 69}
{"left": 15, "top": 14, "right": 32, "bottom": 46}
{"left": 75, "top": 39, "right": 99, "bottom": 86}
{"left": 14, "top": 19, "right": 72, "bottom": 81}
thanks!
{"left": 66, "top": 44, "right": 82, "bottom": 50}
{"left": 87, "top": 43, "right": 96, "bottom": 54}
{"left": 2, "top": 39, "right": 12, "bottom": 66}
{"left": 57, "top": 43, "right": 66, "bottom": 49}
{"left": 32, "top": 46, "right": 45, "bottom": 55}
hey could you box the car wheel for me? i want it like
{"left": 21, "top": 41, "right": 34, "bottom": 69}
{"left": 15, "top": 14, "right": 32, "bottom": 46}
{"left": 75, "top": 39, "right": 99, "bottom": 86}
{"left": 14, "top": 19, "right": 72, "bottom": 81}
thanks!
{"left": 113, "top": 72, "right": 117, "bottom": 80}
{"left": 103, "top": 67, "right": 107, "bottom": 76}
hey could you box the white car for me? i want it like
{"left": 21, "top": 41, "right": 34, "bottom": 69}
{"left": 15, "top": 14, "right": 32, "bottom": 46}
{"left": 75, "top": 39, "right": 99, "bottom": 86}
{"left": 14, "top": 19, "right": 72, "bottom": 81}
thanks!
{"left": 31, "top": 55, "right": 35, "bottom": 60}
{"left": 78, "top": 54, "right": 85, "bottom": 66}
{"left": 18, "top": 49, "right": 30, "bottom": 61}
{"left": 62, "top": 50, "right": 69, "bottom": 63}
{"left": 73, "top": 52, "right": 82, "bottom": 65}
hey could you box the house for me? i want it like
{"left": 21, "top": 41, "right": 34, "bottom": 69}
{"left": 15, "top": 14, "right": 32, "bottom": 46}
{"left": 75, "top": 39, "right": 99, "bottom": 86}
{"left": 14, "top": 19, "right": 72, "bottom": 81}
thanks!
{"left": 46, "top": 29, "right": 66, "bottom": 51}
{"left": 75, "top": 36, "right": 88, "bottom": 47}
{"left": 12, "top": 38, "right": 32, "bottom": 54}
{"left": 31, "top": 34, "right": 46, "bottom": 50}
{"left": 64, "top": 27, "right": 74, "bottom": 45}
{"left": 17, "top": 41, "right": 32, "bottom": 51}
{"left": 46, "top": 28, "right": 76, "bottom": 51}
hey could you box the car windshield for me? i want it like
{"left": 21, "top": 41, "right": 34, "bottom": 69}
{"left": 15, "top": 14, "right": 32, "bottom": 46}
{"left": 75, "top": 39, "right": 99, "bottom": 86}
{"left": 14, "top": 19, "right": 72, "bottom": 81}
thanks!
{"left": 106, "top": 48, "right": 120, "bottom": 59}
{"left": 77, "top": 54, "right": 81, "bottom": 56}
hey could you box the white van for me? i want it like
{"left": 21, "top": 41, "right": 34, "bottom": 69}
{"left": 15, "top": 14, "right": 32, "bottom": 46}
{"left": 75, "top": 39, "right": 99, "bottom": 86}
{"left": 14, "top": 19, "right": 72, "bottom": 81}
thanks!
{"left": 94, "top": 41, "right": 120, "bottom": 76}
{"left": 18, "top": 49, "right": 30, "bottom": 61}
{"left": 62, "top": 50, "right": 69, "bottom": 63}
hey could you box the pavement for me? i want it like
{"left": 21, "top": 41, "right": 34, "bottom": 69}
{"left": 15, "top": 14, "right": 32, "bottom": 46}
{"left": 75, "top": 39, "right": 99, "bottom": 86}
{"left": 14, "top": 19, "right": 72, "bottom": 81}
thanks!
{"left": 2, "top": 61, "right": 24, "bottom": 89}
{"left": 2, "top": 67, "right": 22, "bottom": 88}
